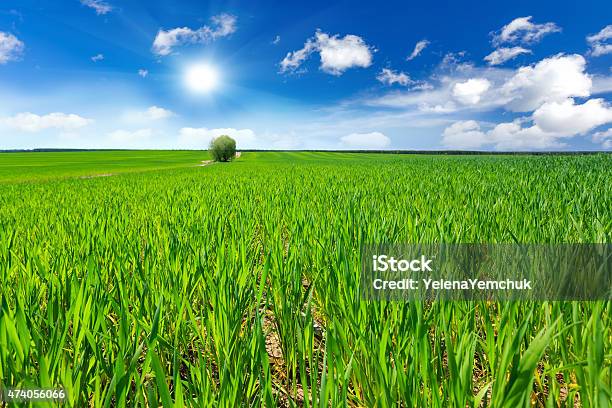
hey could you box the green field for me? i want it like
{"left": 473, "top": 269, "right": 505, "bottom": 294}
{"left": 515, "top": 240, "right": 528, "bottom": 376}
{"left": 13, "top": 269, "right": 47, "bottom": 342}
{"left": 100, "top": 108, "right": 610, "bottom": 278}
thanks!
{"left": 0, "top": 151, "right": 611, "bottom": 407}
{"left": 0, "top": 150, "right": 208, "bottom": 182}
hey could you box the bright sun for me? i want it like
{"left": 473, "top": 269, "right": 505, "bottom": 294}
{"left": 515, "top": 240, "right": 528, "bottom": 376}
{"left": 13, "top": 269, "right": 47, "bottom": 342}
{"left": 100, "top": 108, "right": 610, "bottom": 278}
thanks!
{"left": 184, "top": 63, "right": 219, "bottom": 93}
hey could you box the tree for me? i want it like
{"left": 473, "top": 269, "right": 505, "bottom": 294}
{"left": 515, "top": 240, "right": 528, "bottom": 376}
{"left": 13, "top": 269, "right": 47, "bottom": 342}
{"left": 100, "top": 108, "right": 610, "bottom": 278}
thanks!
{"left": 209, "top": 135, "right": 236, "bottom": 162}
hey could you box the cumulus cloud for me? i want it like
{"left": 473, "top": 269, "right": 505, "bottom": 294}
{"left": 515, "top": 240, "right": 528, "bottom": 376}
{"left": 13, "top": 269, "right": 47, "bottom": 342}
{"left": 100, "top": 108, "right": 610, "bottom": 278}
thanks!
{"left": 484, "top": 17, "right": 559, "bottom": 73}
{"left": 314, "top": 32, "right": 373, "bottom": 75}
{"left": 437, "top": 51, "right": 612, "bottom": 150}
{"left": 587, "top": 25, "right": 612, "bottom": 57}
{"left": 138, "top": 69, "right": 148, "bottom": 78}
{"left": 592, "top": 75, "right": 612, "bottom": 95}
{"left": 152, "top": 13, "right": 237, "bottom": 56}
{"left": 442, "top": 98, "right": 612, "bottom": 150}
{"left": 142, "top": 106, "right": 174, "bottom": 120}
{"left": 484, "top": 46, "right": 531, "bottom": 65}
{"left": 377, "top": 68, "right": 412, "bottom": 86}
{"left": 532, "top": 98, "right": 612, "bottom": 136}
{"left": 339, "top": 132, "right": 390, "bottom": 149}
{"left": 0, "top": 32, "right": 24, "bottom": 64}
{"left": 363, "top": 62, "right": 508, "bottom": 112}
{"left": 442, "top": 120, "right": 559, "bottom": 150}
{"left": 441, "top": 120, "right": 489, "bottom": 149}
{"left": 91, "top": 53, "right": 104, "bottom": 62}
{"left": 407, "top": 39, "right": 429, "bottom": 60}
{"left": 493, "top": 16, "right": 560, "bottom": 46}
{"left": 2, "top": 112, "right": 92, "bottom": 132}
{"left": 364, "top": 54, "right": 595, "bottom": 116}
{"left": 593, "top": 128, "right": 612, "bottom": 149}
{"left": 280, "top": 30, "right": 373, "bottom": 75}
{"left": 452, "top": 78, "right": 491, "bottom": 104}
{"left": 179, "top": 127, "right": 256, "bottom": 148}
{"left": 272, "top": 35, "right": 281, "bottom": 45}
{"left": 80, "top": 0, "right": 113, "bottom": 15}
{"left": 501, "top": 54, "right": 591, "bottom": 112}
{"left": 487, "top": 121, "right": 561, "bottom": 150}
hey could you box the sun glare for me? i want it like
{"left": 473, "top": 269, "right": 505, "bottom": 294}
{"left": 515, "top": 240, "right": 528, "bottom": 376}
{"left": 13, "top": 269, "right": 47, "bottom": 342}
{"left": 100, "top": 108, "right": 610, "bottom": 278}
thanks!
{"left": 184, "top": 63, "right": 219, "bottom": 93}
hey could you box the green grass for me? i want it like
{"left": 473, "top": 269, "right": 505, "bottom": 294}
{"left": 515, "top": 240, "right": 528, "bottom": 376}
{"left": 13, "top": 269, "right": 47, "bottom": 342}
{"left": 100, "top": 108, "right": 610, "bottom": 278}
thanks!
{"left": 0, "top": 150, "right": 208, "bottom": 182}
{"left": 0, "top": 151, "right": 610, "bottom": 407}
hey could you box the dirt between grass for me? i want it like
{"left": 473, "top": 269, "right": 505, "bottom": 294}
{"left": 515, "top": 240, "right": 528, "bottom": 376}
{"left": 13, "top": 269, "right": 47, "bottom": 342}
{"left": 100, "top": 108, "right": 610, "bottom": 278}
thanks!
{"left": 79, "top": 152, "right": 241, "bottom": 176}
{"left": 79, "top": 173, "right": 115, "bottom": 179}
{"left": 197, "top": 151, "right": 241, "bottom": 166}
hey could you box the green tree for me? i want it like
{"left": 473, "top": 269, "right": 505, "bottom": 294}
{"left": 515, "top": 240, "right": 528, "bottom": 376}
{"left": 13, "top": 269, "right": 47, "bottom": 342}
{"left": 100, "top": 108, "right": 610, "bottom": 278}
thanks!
{"left": 209, "top": 135, "right": 236, "bottom": 162}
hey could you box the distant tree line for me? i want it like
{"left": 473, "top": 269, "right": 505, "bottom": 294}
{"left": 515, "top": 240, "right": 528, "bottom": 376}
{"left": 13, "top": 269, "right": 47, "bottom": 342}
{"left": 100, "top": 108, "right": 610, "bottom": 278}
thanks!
{"left": 1, "top": 148, "right": 609, "bottom": 156}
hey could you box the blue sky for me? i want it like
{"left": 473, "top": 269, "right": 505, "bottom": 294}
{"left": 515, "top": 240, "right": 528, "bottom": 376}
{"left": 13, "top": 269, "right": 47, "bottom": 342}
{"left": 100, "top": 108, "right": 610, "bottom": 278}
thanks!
{"left": 0, "top": 0, "right": 611, "bottom": 150}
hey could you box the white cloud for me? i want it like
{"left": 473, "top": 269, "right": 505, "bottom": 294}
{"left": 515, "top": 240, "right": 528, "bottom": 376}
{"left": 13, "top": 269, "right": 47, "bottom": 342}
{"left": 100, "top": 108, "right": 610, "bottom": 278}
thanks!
{"left": 179, "top": 127, "right": 256, "bottom": 149}
{"left": 441, "top": 120, "right": 489, "bottom": 149}
{"left": 143, "top": 106, "right": 174, "bottom": 120}
{"left": 590, "top": 44, "right": 612, "bottom": 58}
{"left": 501, "top": 54, "right": 591, "bottom": 112}
{"left": 441, "top": 120, "right": 560, "bottom": 150}
{"left": 441, "top": 98, "right": 612, "bottom": 150}
{"left": 407, "top": 39, "right": 429, "bottom": 60}
{"left": 2, "top": 112, "right": 92, "bottom": 132}
{"left": 419, "top": 102, "right": 457, "bottom": 113}
{"left": 152, "top": 13, "right": 237, "bottom": 56}
{"left": 493, "top": 16, "right": 560, "bottom": 46}
{"left": 317, "top": 32, "right": 373, "bottom": 75}
{"left": 272, "top": 35, "right": 281, "bottom": 45}
{"left": 377, "top": 68, "right": 412, "bottom": 86}
{"left": 532, "top": 98, "right": 612, "bottom": 136}
{"left": 280, "top": 38, "right": 317, "bottom": 73}
{"left": 208, "top": 13, "right": 237, "bottom": 37}
{"left": 592, "top": 75, "right": 612, "bottom": 95}
{"left": 587, "top": 25, "right": 612, "bottom": 57}
{"left": 340, "top": 132, "right": 390, "bottom": 149}
{"left": 593, "top": 128, "right": 612, "bottom": 149}
{"left": 153, "top": 28, "right": 196, "bottom": 56}
{"left": 80, "top": 0, "right": 113, "bottom": 15}
{"left": 362, "top": 62, "right": 511, "bottom": 112}
{"left": 138, "top": 69, "right": 148, "bottom": 78}
{"left": 91, "top": 53, "right": 104, "bottom": 62}
{"left": 484, "top": 46, "right": 531, "bottom": 65}
{"left": 587, "top": 25, "right": 612, "bottom": 43}
{"left": 280, "top": 30, "right": 373, "bottom": 75}
{"left": 366, "top": 54, "right": 600, "bottom": 119}
{"left": 452, "top": 78, "right": 491, "bottom": 104}
{"left": 487, "top": 121, "right": 561, "bottom": 150}
{"left": 0, "top": 32, "right": 24, "bottom": 64}
{"left": 440, "top": 51, "right": 467, "bottom": 68}
{"left": 124, "top": 106, "right": 175, "bottom": 122}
